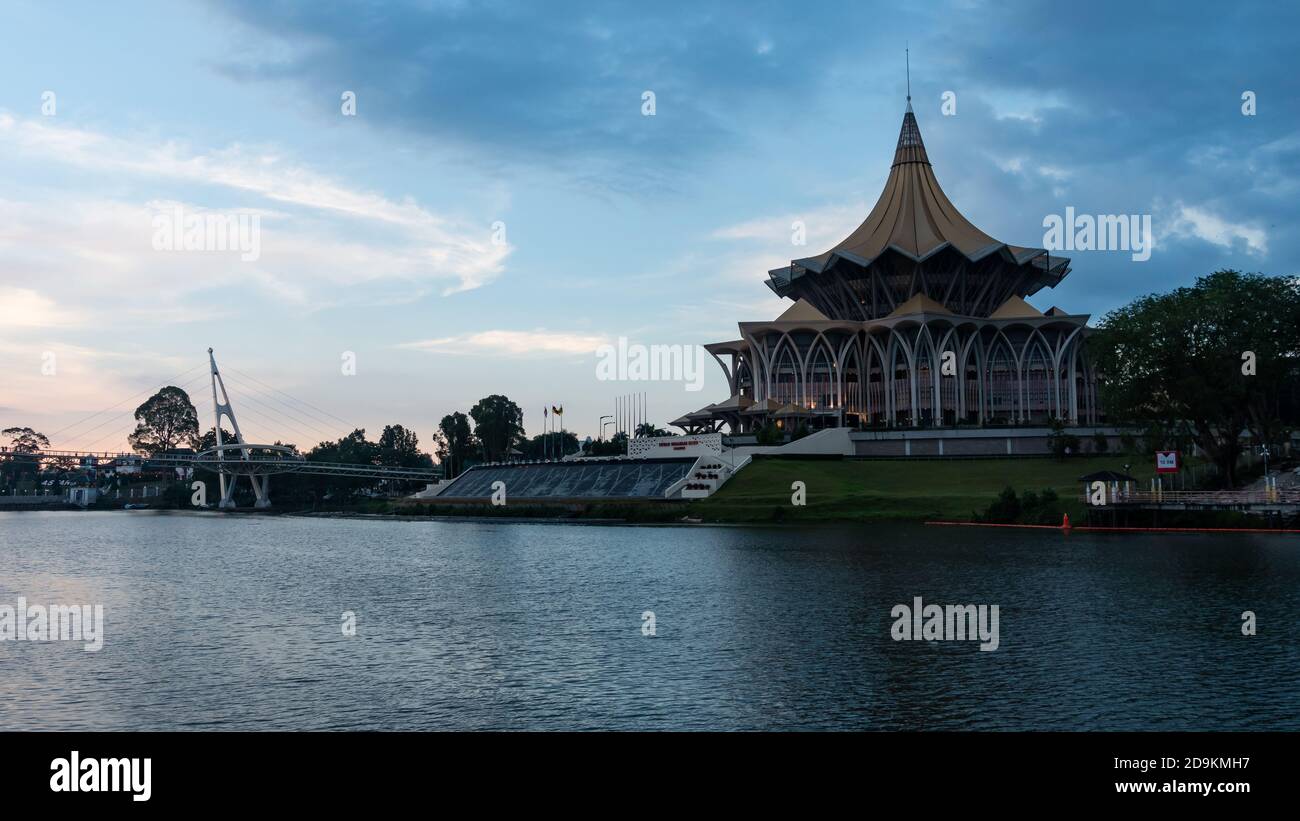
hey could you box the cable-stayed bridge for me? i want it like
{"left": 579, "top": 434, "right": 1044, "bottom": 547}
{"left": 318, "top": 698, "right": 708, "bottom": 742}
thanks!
{"left": 0, "top": 349, "right": 439, "bottom": 508}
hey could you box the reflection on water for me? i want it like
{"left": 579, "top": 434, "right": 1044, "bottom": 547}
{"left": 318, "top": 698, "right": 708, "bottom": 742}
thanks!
{"left": 1, "top": 510, "right": 1296, "bottom": 730}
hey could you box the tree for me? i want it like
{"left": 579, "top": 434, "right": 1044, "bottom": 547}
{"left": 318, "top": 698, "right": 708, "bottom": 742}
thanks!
{"left": 521, "top": 431, "right": 579, "bottom": 460}
{"left": 755, "top": 422, "right": 783, "bottom": 445}
{"left": 2, "top": 427, "right": 50, "bottom": 452}
{"left": 1, "top": 427, "right": 49, "bottom": 491}
{"left": 584, "top": 431, "right": 627, "bottom": 457}
{"left": 197, "top": 426, "right": 237, "bottom": 451}
{"left": 296, "top": 429, "right": 381, "bottom": 505}
{"left": 128, "top": 386, "right": 200, "bottom": 455}
{"left": 329, "top": 429, "right": 380, "bottom": 466}
{"left": 634, "top": 422, "right": 670, "bottom": 438}
{"left": 1046, "top": 416, "right": 1080, "bottom": 459}
{"left": 377, "top": 424, "right": 425, "bottom": 467}
{"left": 1090, "top": 270, "right": 1300, "bottom": 486}
{"left": 1091, "top": 431, "right": 1109, "bottom": 454}
{"left": 433, "top": 412, "right": 475, "bottom": 478}
{"left": 468, "top": 395, "right": 525, "bottom": 462}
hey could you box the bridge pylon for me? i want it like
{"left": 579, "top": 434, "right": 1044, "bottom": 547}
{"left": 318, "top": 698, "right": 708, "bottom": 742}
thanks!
{"left": 208, "top": 348, "right": 271, "bottom": 509}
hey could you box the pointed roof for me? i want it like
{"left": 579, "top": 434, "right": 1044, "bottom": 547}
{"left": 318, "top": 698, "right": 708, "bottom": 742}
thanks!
{"left": 892, "top": 105, "right": 930, "bottom": 167}
{"left": 766, "top": 103, "right": 1073, "bottom": 320}
{"left": 741, "top": 397, "right": 783, "bottom": 414}
{"left": 709, "top": 394, "right": 755, "bottom": 412}
{"left": 989, "top": 295, "right": 1044, "bottom": 319}
{"left": 774, "top": 298, "right": 831, "bottom": 322}
{"left": 887, "top": 292, "right": 953, "bottom": 318}
{"left": 807, "top": 108, "right": 1013, "bottom": 264}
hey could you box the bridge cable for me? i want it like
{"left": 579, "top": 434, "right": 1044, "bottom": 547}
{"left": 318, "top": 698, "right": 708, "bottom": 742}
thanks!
{"left": 73, "top": 373, "right": 212, "bottom": 452}
{"left": 42, "top": 362, "right": 206, "bottom": 443}
{"left": 223, "top": 365, "right": 357, "bottom": 430}
{"left": 215, "top": 373, "right": 345, "bottom": 442}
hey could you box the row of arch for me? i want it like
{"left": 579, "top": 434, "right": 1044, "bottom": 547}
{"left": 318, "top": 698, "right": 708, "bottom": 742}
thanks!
{"left": 723, "top": 321, "right": 1102, "bottom": 428}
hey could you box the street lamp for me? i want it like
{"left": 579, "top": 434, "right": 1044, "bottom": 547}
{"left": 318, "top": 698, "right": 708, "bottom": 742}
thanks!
{"left": 599, "top": 416, "right": 613, "bottom": 440}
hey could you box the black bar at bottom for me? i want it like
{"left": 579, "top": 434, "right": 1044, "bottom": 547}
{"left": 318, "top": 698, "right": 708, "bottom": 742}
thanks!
{"left": 3, "top": 731, "right": 1290, "bottom": 807}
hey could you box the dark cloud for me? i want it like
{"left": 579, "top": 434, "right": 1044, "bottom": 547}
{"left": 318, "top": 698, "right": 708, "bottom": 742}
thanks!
{"left": 907, "top": 0, "right": 1300, "bottom": 313}
{"left": 206, "top": 0, "right": 933, "bottom": 189}
{"left": 210, "top": 1, "right": 894, "bottom": 189}
{"left": 207, "top": 0, "right": 1300, "bottom": 305}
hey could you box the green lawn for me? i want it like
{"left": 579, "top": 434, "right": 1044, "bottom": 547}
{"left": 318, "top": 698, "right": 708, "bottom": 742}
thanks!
{"left": 688, "top": 456, "right": 1157, "bottom": 523}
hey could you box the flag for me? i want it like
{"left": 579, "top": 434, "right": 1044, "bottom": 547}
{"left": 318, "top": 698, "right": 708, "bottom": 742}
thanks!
{"left": 552, "top": 405, "right": 563, "bottom": 415}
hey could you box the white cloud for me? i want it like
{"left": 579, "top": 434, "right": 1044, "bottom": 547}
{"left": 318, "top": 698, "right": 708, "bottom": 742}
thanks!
{"left": 982, "top": 89, "right": 1070, "bottom": 126}
{"left": 0, "top": 287, "right": 85, "bottom": 328}
{"left": 1167, "top": 203, "right": 1268, "bottom": 256}
{"left": 397, "top": 329, "right": 610, "bottom": 357}
{"left": 0, "top": 112, "right": 510, "bottom": 297}
{"left": 709, "top": 202, "right": 867, "bottom": 290}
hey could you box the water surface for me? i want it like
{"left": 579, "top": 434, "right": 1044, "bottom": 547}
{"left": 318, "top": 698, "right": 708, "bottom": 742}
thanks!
{"left": 1, "top": 511, "right": 1296, "bottom": 730}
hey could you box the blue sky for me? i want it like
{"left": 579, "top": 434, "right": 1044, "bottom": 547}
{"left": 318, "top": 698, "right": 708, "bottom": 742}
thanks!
{"left": 2, "top": 0, "right": 1297, "bottom": 451}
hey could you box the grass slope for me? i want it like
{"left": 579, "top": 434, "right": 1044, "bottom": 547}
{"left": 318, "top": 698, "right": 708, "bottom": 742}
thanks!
{"left": 688, "top": 456, "right": 1156, "bottom": 523}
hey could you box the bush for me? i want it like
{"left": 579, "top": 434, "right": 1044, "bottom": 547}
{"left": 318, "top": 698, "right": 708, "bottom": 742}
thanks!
{"left": 755, "top": 422, "right": 783, "bottom": 446}
{"left": 976, "top": 486, "right": 1063, "bottom": 525}
{"left": 1046, "top": 417, "right": 1081, "bottom": 459}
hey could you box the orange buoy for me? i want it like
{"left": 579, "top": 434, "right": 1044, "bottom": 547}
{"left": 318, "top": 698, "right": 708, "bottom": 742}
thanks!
{"left": 1062, "top": 513, "right": 1071, "bottom": 530}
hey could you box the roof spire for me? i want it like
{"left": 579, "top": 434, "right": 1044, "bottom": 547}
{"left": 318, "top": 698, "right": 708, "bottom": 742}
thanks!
{"left": 905, "top": 45, "right": 911, "bottom": 112}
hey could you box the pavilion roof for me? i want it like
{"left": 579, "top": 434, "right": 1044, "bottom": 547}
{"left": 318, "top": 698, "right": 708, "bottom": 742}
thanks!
{"left": 886, "top": 292, "right": 954, "bottom": 318}
{"left": 775, "top": 299, "right": 831, "bottom": 322}
{"left": 989, "top": 295, "right": 1044, "bottom": 319}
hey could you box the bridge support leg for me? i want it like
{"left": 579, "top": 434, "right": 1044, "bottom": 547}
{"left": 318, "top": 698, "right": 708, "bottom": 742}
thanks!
{"left": 219, "top": 474, "right": 238, "bottom": 509}
{"left": 252, "top": 475, "right": 271, "bottom": 509}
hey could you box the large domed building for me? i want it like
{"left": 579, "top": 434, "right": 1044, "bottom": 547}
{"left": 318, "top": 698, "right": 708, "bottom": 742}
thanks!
{"left": 677, "top": 101, "right": 1104, "bottom": 441}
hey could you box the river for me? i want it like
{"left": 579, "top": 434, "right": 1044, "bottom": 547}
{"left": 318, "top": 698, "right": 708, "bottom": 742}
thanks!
{"left": 1, "top": 510, "right": 1296, "bottom": 730}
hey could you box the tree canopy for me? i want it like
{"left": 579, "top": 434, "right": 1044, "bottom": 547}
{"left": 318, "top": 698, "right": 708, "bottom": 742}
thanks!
{"left": 2, "top": 426, "right": 50, "bottom": 453}
{"left": 377, "top": 424, "right": 430, "bottom": 468}
{"left": 128, "top": 386, "right": 200, "bottom": 455}
{"left": 433, "top": 412, "right": 476, "bottom": 478}
{"left": 1089, "top": 269, "right": 1300, "bottom": 485}
{"left": 469, "top": 395, "right": 525, "bottom": 462}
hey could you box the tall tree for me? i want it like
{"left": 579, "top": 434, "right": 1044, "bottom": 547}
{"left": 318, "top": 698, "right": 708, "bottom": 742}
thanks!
{"left": 521, "top": 431, "right": 579, "bottom": 459}
{"left": 2, "top": 426, "right": 50, "bottom": 452}
{"left": 198, "top": 426, "right": 237, "bottom": 451}
{"left": 468, "top": 395, "right": 525, "bottom": 462}
{"left": 377, "top": 424, "right": 425, "bottom": 467}
{"left": 128, "top": 386, "right": 200, "bottom": 455}
{"left": 433, "top": 412, "right": 475, "bottom": 478}
{"left": 1, "top": 427, "right": 49, "bottom": 489}
{"left": 1090, "top": 270, "right": 1300, "bottom": 486}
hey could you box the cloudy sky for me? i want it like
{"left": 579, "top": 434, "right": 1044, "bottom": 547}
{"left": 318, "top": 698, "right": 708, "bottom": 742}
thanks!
{"left": 1, "top": 0, "right": 1296, "bottom": 451}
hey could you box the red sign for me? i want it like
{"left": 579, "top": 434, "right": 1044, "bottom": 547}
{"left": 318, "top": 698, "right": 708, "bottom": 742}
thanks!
{"left": 1155, "top": 451, "right": 1180, "bottom": 473}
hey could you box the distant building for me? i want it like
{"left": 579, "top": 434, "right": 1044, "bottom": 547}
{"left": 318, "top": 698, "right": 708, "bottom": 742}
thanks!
{"left": 679, "top": 100, "right": 1100, "bottom": 435}
{"left": 115, "top": 455, "right": 143, "bottom": 475}
{"left": 67, "top": 487, "right": 98, "bottom": 506}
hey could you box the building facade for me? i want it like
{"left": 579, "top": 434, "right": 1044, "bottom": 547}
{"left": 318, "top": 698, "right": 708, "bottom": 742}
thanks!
{"left": 675, "top": 100, "right": 1102, "bottom": 435}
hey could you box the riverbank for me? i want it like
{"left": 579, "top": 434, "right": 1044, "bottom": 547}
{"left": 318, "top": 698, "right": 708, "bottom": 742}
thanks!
{"left": 381, "top": 456, "right": 1159, "bottom": 524}
{"left": 687, "top": 456, "right": 1154, "bottom": 523}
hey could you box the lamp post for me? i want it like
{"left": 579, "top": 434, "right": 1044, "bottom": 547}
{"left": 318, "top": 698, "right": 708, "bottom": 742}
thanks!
{"left": 599, "top": 416, "right": 613, "bottom": 441}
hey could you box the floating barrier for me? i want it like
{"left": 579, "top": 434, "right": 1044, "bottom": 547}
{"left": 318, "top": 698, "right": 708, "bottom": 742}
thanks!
{"left": 924, "top": 519, "right": 1300, "bottom": 534}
